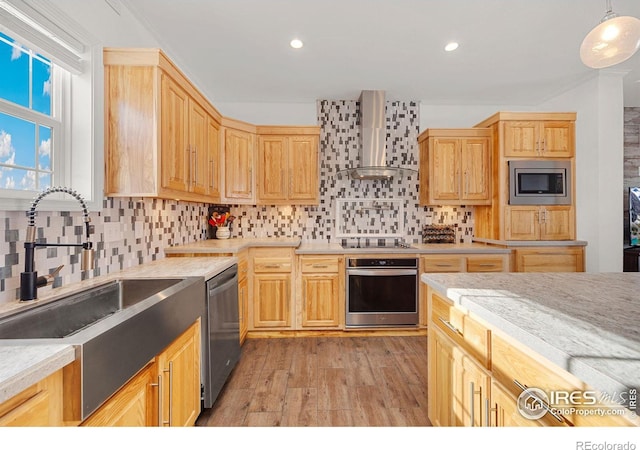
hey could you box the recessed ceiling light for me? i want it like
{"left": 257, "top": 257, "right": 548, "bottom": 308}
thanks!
{"left": 290, "top": 39, "right": 303, "bottom": 49}
{"left": 444, "top": 42, "right": 459, "bottom": 52}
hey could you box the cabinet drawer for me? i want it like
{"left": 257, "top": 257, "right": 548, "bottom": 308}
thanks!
{"left": 300, "top": 257, "right": 340, "bottom": 273}
{"left": 253, "top": 257, "right": 292, "bottom": 273}
{"left": 492, "top": 334, "right": 636, "bottom": 426}
{"left": 423, "top": 256, "right": 464, "bottom": 273}
{"left": 466, "top": 255, "right": 506, "bottom": 272}
{"left": 430, "top": 292, "right": 490, "bottom": 367}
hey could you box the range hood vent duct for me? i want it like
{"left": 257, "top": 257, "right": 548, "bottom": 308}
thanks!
{"left": 336, "top": 90, "right": 416, "bottom": 181}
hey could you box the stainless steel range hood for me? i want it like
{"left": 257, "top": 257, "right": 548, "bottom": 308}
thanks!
{"left": 337, "top": 90, "right": 416, "bottom": 181}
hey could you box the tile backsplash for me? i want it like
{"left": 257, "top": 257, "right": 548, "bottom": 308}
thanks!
{"left": 0, "top": 198, "right": 209, "bottom": 304}
{"left": 0, "top": 99, "right": 475, "bottom": 304}
{"left": 230, "top": 99, "right": 474, "bottom": 242}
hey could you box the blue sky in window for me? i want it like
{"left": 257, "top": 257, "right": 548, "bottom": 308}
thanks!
{"left": 0, "top": 31, "right": 52, "bottom": 190}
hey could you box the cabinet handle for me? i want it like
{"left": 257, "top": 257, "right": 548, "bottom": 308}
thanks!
{"left": 263, "top": 264, "right": 281, "bottom": 269}
{"left": 162, "top": 363, "right": 173, "bottom": 426}
{"left": 312, "top": 264, "right": 329, "bottom": 268}
{"left": 535, "top": 211, "right": 541, "bottom": 224}
{"left": 469, "top": 381, "right": 483, "bottom": 426}
{"left": 477, "top": 263, "right": 498, "bottom": 267}
{"left": 541, "top": 139, "right": 546, "bottom": 154}
{"left": 150, "top": 375, "right": 162, "bottom": 427}
{"left": 289, "top": 169, "right": 293, "bottom": 195}
{"left": 541, "top": 208, "right": 547, "bottom": 223}
{"left": 435, "top": 263, "right": 453, "bottom": 267}
{"left": 485, "top": 398, "right": 496, "bottom": 427}
{"left": 513, "top": 379, "right": 564, "bottom": 423}
{"left": 438, "top": 317, "right": 462, "bottom": 336}
{"left": 192, "top": 146, "right": 197, "bottom": 187}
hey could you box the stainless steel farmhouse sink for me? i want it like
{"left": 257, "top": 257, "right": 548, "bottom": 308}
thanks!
{"left": 0, "top": 276, "right": 205, "bottom": 420}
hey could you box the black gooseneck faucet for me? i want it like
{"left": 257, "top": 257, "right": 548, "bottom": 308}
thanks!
{"left": 20, "top": 186, "right": 95, "bottom": 301}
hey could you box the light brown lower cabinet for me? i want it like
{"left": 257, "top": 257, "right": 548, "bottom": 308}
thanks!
{"left": 81, "top": 361, "right": 158, "bottom": 427}
{"left": 427, "top": 289, "right": 638, "bottom": 427}
{"left": 298, "top": 255, "right": 344, "bottom": 329}
{"left": 156, "top": 319, "right": 201, "bottom": 427}
{"left": 512, "top": 246, "right": 585, "bottom": 272}
{"left": 0, "top": 369, "right": 64, "bottom": 426}
{"left": 427, "top": 327, "right": 490, "bottom": 427}
{"left": 250, "top": 248, "right": 293, "bottom": 329}
{"left": 81, "top": 319, "right": 201, "bottom": 427}
{"left": 237, "top": 249, "right": 249, "bottom": 344}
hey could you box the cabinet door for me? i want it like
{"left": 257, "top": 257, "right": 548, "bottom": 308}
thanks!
{"left": 505, "top": 206, "right": 540, "bottom": 240}
{"left": 207, "top": 117, "right": 221, "bottom": 200}
{"left": 252, "top": 273, "right": 291, "bottom": 328}
{"left": 540, "top": 206, "right": 573, "bottom": 240}
{"left": 238, "top": 274, "right": 248, "bottom": 344}
{"left": 289, "top": 135, "right": 319, "bottom": 203}
{"left": 427, "top": 328, "right": 456, "bottom": 426}
{"left": 189, "top": 100, "right": 208, "bottom": 195}
{"left": 460, "top": 137, "right": 490, "bottom": 201}
{"left": 81, "top": 362, "right": 157, "bottom": 427}
{"left": 430, "top": 138, "right": 460, "bottom": 201}
{"left": 454, "top": 353, "right": 491, "bottom": 427}
{"left": 257, "top": 135, "right": 288, "bottom": 202}
{"left": 0, "top": 369, "right": 63, "bottom": 426}
{"left": 540, "top": 121, "right": 574, "bottom": 157}
{"left": 224, "top": 128, "right": 254, "bottom": 202}
{"left": 160, "top": 74, "right": 190, "bottom": 192}
{"left": 301, "top": 273, "right": 340, "bottom": 328}
{"left": 503, "top": 121, "right": 539, "bottom": 157}
{"left": 156, "top": 320, "right": 201, "bottom": 427}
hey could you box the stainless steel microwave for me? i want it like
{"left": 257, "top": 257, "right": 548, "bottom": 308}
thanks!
{"left": 509, "top": 160, "right": 571, "bottom": 205}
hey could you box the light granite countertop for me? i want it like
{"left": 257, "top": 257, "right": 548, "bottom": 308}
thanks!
{"left": 421, "top": 272, "right": 640, "bottom": 403}
{"left": 0, "top": 256, "right": 236, "bottom": 404}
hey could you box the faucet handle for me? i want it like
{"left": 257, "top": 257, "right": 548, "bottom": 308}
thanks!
{"left": 36, "top": 265, "right": 64, "bottom": 288}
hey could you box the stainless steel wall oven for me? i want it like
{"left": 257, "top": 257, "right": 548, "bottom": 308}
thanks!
{"left": 346, "top": 257, "right": 418, "bottom": 327}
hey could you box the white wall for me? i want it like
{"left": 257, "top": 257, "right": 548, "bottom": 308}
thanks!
{"left": 214, "top": 102, "right": 317, "bottom": 125}
{"left": 539, "top": 71, "right": 626, "bottom": 272}
{"left": 419, "top": 104, "right": 533, "bottom": 130}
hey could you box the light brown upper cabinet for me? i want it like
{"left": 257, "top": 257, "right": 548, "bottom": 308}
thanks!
{"left": 256, "top": 126, "right": 320, "bottom": 205}
{"left": 502, "top": 120, "right": 574, "bottom": 158}
{"left": 104, "top": 48, "right": 222, "bottom": 203}
{"left": 222, "top": 118, "right": 256, "bottom": 204}
{"left": 418, "top": 128, "right": 491, "bottom": 206}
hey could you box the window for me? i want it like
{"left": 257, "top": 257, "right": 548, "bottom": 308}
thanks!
{"left": 0, "top": 31, "right": 61, "bottom": 192}
{"left": 0, "top": 0, "right": 102, "bottom": 211}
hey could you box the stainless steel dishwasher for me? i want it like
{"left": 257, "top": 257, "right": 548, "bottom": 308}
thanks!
{"left": 202, "top": 264, "right": 241, "bottom": 409}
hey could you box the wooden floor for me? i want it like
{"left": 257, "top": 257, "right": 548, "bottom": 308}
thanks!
{"left": 195, "top": 335, "right": 430, "bottom": 427}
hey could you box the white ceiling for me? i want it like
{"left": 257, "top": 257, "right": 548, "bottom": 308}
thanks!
{"left": 119, "top": 0, "right": 640, "bottom": 106}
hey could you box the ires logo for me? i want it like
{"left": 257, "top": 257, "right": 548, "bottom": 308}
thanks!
{"left": 516, "top": 385, "right": 637, "bottom": 421}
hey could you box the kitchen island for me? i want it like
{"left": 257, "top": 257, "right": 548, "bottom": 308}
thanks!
{"left": 421, "top": 271, "right": 640, "bottom": 426}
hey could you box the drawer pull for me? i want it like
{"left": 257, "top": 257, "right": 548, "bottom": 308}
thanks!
{"left": 477, "top": 263, "right": 498, "bottom": 267}
{"left": 263, "top": 264, "right": 281, "bottom": 269}
{"left": 513, "top": 379, "right": 564, "bottom": 423}
{"left": 435, "top": 264, "right": 453, "bottom": 267}
{"left": 312, "top": 264, "right": 329, "bottom": 268}
{"left": 485, "top": 398, "right": 496, "bottom": 427}
{"left": 470, "top": 381, "right": 482, "bottom": 427}
{"left": 438, "top": 317, "right": 462, "bottom": 336}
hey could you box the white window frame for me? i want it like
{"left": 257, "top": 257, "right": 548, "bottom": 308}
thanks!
{"left": 0, "top": 0, "right": 103, "bottom": 212}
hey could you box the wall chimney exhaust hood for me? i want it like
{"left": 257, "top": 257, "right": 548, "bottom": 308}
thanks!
{"left": 336, "top": 90, "right": 416, "bottom": 181}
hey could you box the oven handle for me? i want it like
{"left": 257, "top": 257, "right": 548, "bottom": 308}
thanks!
{"left": 347, "top": 269, "right": 417, "bottom": 276}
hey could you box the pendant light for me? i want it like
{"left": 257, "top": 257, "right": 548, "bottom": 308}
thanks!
{"left": 580, "top": 0, "right": 640, "bottom": 69}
